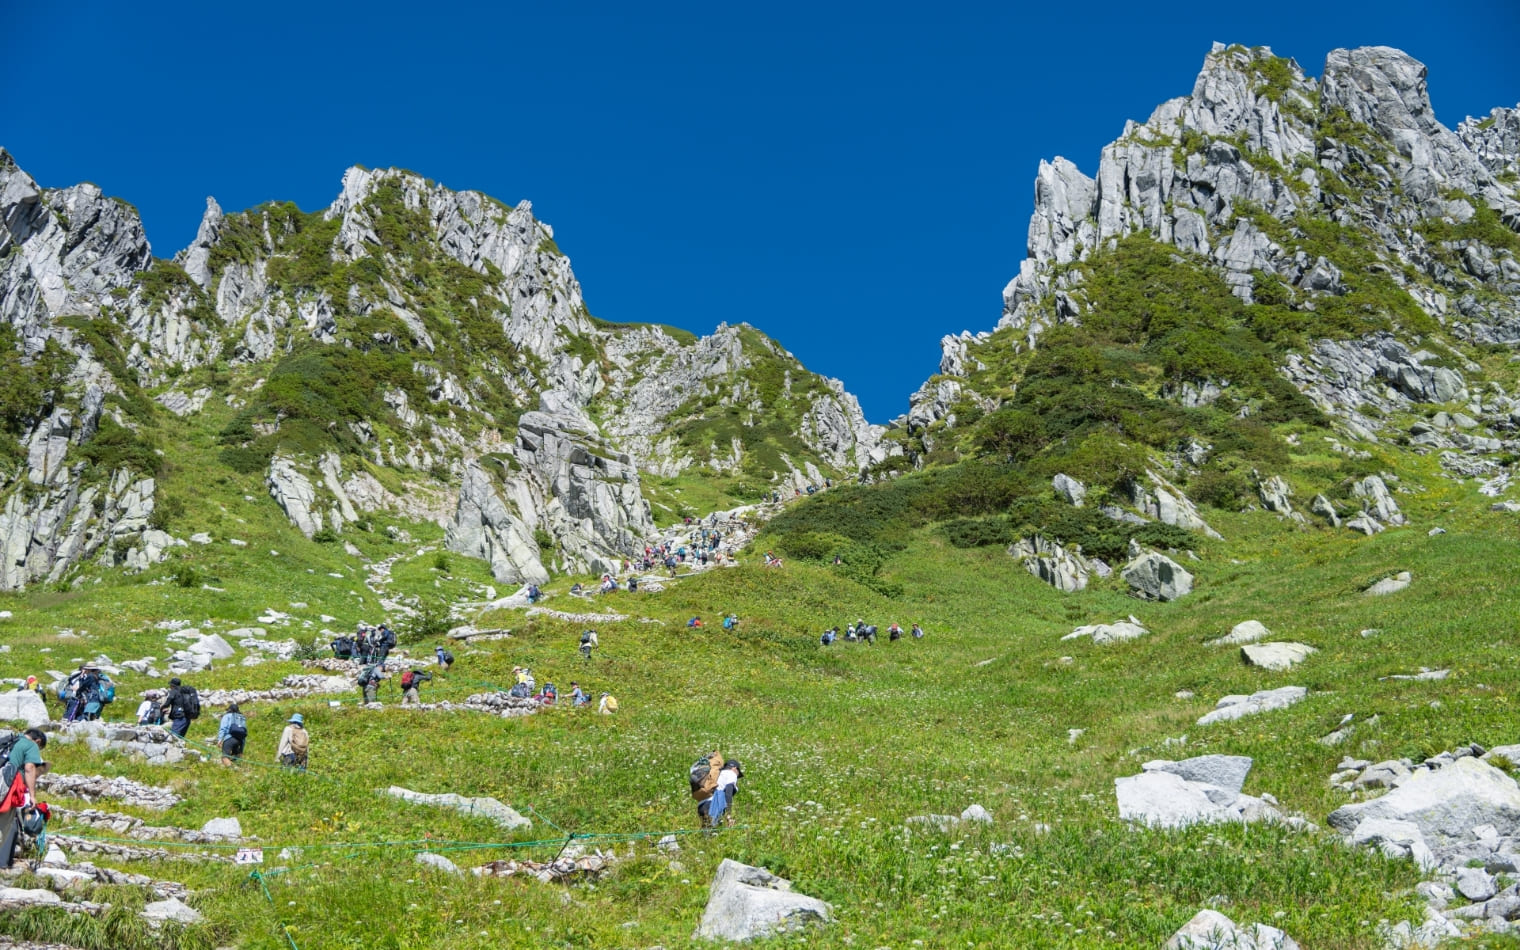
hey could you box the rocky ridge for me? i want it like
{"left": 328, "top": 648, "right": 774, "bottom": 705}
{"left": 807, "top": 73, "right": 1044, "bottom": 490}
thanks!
{"left": 0, "top": 154, "right": 888, "bottom": 589}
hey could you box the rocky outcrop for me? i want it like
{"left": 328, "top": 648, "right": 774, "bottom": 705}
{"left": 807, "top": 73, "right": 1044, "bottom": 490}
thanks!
{"left": 1126, "top": 472, "right": 1222, "bottom": 539}
{"left": 695, "top": 859, "right": 831, "bottom": 942}
{"left": 1062, "top": 616, "right": 1148, "bottom": 644}
{"left": 1116, "top": 755, "right": 1304, "bottom": 832}
{"left": 1008, "top": 535, "right": 1090, "bottom": 592}
{"left": 1122, "top": 552, "right": 1194, "bottom": 601}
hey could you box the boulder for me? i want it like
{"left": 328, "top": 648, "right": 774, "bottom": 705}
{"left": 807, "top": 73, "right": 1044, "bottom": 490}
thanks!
{"left": 1115, "top": 771, "right": 1239, "bottom": 829}
{"left": 0, "top": 886, "right": 62, "bottom": 904}
{"left": 1327, "top": 757, "right": 1520, "bottom": 847}
{"left": 1122, "top": 553, "right": 1194, "bottom": 601}
{"left": 0, "top": 689, "right": 49, "bottom": 726}
{"left": 187, "top": 633, "right": 235, "bottom": 659}
{"left": 1208, "top": 620, "right": 1272, "bottom": 646}
{"left": 1052, "top": 473, "right": 1087, "bottom": 507}
{"left": 1457, "top": 866, "right": 1499, "bottom": 902}
{"left": 695, "top": 859, "right": 830, "bottom": 942}
{"left": 1165, "top": 909, "right": 1299, "bottom": 949}
{"left": 1352, "top": 475, "right": 1407, "bottom": 526}
{"left": 1143, "top": 755, "right": 1254, "bottom": 796}
{"left": 1256, "top": 473, "right": 1295, "bottom": 515}
{"left": 1063, "top": 617, "right": 1148, "bottom": 645}
{"left": 415, "top": 852, "right": 463, "bottom": 876}
{"left": 143, "top": 896, "right": 203, "bottom": 925}
{"left": 201, "top": 817, "right": 242, "bottom": 837}
{"left": 386, "top": 786, "right": 530, "bottom": 831}
{"left": 1241, "top": 642, "right": 1317, "bottom": 671}
{"left": 1008, "top": 535, "right": 1090, "bottom": 593}
{"left": 1365, "top": 571, "right": 1412, "bottom": 596}
{"left": 1197, "top": 687, "right": 1307, "bottom": 726}
{"left": 960, "top": 804, "right": 993, "bottom": 824}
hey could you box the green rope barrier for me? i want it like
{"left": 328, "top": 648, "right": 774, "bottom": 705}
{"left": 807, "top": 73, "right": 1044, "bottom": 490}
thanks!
{"left": 249, "top": 869, "right": 301, "bottom": 950}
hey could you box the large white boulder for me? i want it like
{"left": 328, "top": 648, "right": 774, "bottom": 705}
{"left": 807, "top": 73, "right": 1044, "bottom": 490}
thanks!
{"left": 1143, "top": 755, "right": 1254, "bottom": 796}
{"left": 1328, "top": 757, "right": 1520, "bottom": 847}
{"left": 143, "top": 897, "right": 203, "bottom": 925}
{"left": 1063, "top": 616, "right": 1148, "bottom": 645}
{"left": 695, "top": 859, "right": 830, "bottom": 942}
{"left": 0, "top": 690, "right": 50, "bottom": 726}
{"left": 1115, "top": 770, "right": 1238, "bottom": 829}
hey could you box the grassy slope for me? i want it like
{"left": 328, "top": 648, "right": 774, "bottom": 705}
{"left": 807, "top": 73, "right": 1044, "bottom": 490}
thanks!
{"left": 3, "top": 431, "right": 1520, "bottom": 947}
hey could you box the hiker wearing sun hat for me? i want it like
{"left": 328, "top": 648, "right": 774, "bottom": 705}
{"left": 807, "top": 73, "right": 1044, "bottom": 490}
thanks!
{"left": 276, "top": 713, "right": 309, "bottom": 771}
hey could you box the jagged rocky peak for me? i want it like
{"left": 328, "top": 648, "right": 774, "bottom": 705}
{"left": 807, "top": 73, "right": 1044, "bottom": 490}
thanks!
{"left": 0, "top": 148, "right": 152, "bottom": 350}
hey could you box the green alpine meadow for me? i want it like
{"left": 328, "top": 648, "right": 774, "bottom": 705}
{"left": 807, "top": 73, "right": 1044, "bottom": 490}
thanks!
{"left": 1, "top": 42, "right": 1519, "bottom": 949}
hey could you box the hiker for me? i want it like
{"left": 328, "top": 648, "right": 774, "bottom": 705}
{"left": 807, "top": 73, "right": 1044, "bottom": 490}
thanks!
{"left": 911, "top": 623, "right": 924, "bottom": 640}
{"left": 0, "top": 728, "right": 49, "bottom": 867}
{"left": 216, "top": 703, "right": 247, "bottom": 766}
{"left": 400, "top": 669, "right": 432, "bottom": 705}
{"left": 820, "top": 628, "right": 837, "bottom": 646}
{"left": 627, "top": 576, "right": 639, "bottom": 593}
{"left": 690, "top": 750, "right": 723, "bottom": 828}
{"left": 709, "top": 759, "right": 743, "bottom": 826}
{"left": 889, "top": 623, "right": 903, "bottom": 642}
{"left": 569, "top": 682, "right": 591, "bottom": 707}
{"left": 354, "top": 626, "right": 372, "bottom": 664}
{"left": 527, "top": 583, "right": 541, "bottom": 604}
{"left": 277, "top": 714, "right": 308, "bottom": 771}
{"left": 597, "top": 692, "right": 618, "bottom": 714}
{"left": 373, "top": 624, "right": 397, "bottom": 664}
{"left": 358, "top": 663, "right": 385, "bottom": 704}
{"left": 516, "top": 667, "right": 535, "bottom": 692}
{"left": 136, "top": 690, "right": 164, "bottom": 725}
{"left": 687, "top": 616, "right": 702, "bottom": 628}
{"left": 579, "top": 629, "right": 599, "bottom": 660}
{"left": 535, "top": 682, "right": 557, "bottom": 705}
{"left": 64, "top": 666, "right": 101, "bottom": 722}
{"left": 570, "top": 583, "right": 584, "bottom": 595}
{"left": 434, "top": 645, "right": 454, "bottom": 670}
{"left": 161, "top": 678, "right": 200, "bottom": 738}
{"left": 722, "top": 614, "right": 738, "bottom": 631}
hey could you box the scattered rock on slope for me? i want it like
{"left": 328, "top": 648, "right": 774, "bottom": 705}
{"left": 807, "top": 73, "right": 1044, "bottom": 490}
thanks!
{"left": 1241, "top": 642, "right": 1317, "bottom": 671}
{"left": 1165, "top": 909, "right": 1299, "bottom": 949}
{"left": 386, "top": 786, "right": 531, "bottom": 831}
{"left": 1365, "top": 571, "right": 1412, "bottom": 596}
{"left": 1196, "top": 687, "right": 1307, "bottom": 725}
{"left": 1122, "top": 552, "right": 1194, "bottom": 601}
{"left": 695, "top": 859, "right": 830, "bottom": 942}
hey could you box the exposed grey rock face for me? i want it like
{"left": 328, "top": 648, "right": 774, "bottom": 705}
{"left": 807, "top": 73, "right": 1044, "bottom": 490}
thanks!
{"left": 1122, "top": 552, "right": 1194, "bottom": 601}
{"left": 267, "top": 456, "right": 320, "bottom": 539}
{"left": 695, "top": 859, "right": 830, "bottom": 942}
{"left": 0, "top": 467, "right": 165, "bottom": 591}
{"left": 1009, "top": 535, "right": 1090, "bottom": 592}
{"left": 1117, "top": 756, "right": 1300, "bottom": 832}
{"left": 1328, "top": 757, "right": 1520, "bottom": 847}
{"left": 1052, "top": 473, "right": 1086, "bottom": 507}
{"left": 1256, "top": 473, "right": 1295, "bottom": 515}
{"left": 1353, "top": 475, "right": 1407, "bottom": 526}
{"left": 1127, "top": 473, "right": 1222, "bottom": 539}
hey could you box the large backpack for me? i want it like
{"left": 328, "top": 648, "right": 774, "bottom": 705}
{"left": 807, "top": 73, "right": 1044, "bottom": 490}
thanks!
{"left": 100, "top": 680, "right": 116, "bottom": 704}
{"left": 181, "top": 686, "right": 202, "bottom": 721}
{"left": 400, "top": 671, "right": 419, "bottom": 690}
{"left": 689, "top": 752, "right": 721, "bottom": 801}
{"left": 226, "top": 712, "right": 248, "bottom": 740}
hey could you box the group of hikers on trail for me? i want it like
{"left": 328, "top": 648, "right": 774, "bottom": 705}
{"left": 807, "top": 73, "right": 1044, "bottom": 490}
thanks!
{"left": 329, "top": 622, "right": 399, "bottom": 665}
{"left": 55, "top": 665, "right": 117, "bottom": 722}
{"left": 820, "top": 620, "right": 924, "bottom": 645}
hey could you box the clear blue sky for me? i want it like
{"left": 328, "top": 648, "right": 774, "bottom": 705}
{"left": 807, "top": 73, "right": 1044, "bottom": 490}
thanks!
{"left": 5, "top": 1, "right": 1517, "bottom": 422}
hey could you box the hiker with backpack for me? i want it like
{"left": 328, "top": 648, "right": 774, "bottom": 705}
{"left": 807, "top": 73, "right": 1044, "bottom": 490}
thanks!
{"left": 690, "top": 750, "right": 723, "bottom": 828}
{"left": 400, "top": 669, "right": 432, "bottom": 705}
{"left": 535, "top": 682, "right": 557, "bottom": 705}
{"left": 821, "top": 627, "right": 837, "bottom": 646}
{"left": 373, "top": 625, "right": 397, "bottom": 664}
{"left": 579, "top": 630, "right": 598, "bottom": 661}
{"left": 136, "top": 690, "right": 164, "bottom": 725}
{"left": 709, "top": 759, "right": 743, "bottom": 827}
{"left": 161, "top": 678, "right": 200, "bottom": 738}
{"left": 0, "top": 729, "right": 49, "bottom": 868}
{"left": 277, "top": 714, "right": 308, "bottom": 771}
{"left": 888, "top": 623, "right": 903, "bottom": 642}
{"left": 216, "top": 703, "right": 248, "bottom": 766}
{"left": 569, "top": 682, "right": 591, "bottom": 707}
{"left": 357, "top": 663, "right": 385, "bottom": 704}
{"left": 911, "top": 623, "right": 924, "bottom": 640}
{"left": 434, "top": 645, "right": 454, "bottom": 670}
{"left": 598, "top": 692, "right": 618, "bottom": 714}
{"left": 722, "top": 614, "right": 738, "bottom": 631}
